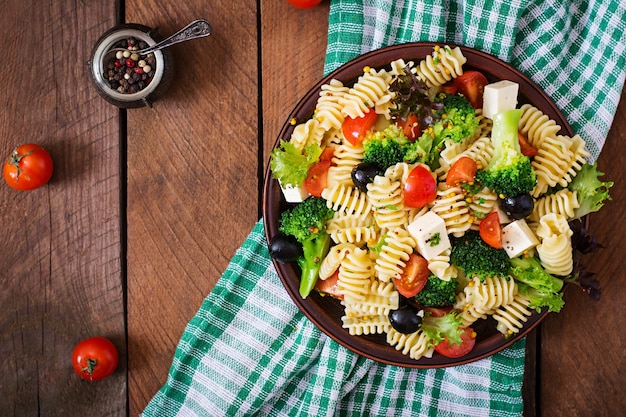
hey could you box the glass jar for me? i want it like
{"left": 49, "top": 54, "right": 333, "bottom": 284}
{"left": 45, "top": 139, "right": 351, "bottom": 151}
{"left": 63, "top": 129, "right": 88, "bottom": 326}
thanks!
{"left": 89, "top": 24, "right": 174, "bottom": 108}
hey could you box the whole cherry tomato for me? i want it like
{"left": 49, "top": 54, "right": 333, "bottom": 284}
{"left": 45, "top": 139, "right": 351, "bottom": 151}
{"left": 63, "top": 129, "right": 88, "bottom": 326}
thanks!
{"left": 3, "top": 144, "right": 53, "bottom": 190}
{"left": 287, "top": 0, "right": 322, "bottom": 9}
{"left": 72, "top": 337, "right": 119, "bottom": 381}
{"left": 404, "top": 165, "right": 437, "bottom": 208}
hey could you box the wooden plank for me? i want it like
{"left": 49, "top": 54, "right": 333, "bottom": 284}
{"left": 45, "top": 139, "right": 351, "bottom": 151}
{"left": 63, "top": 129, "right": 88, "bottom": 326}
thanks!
{"left": 260, "top": 1, "right": 330, "bottom": 168}
{"left": 0, "top": 1, "right": 125, "bottom": 416}
{"left": 124, "top": 1, "right": 260, "bottom": 414}
{"left": 539, "top": 87, "right": 626, "bottom": 416}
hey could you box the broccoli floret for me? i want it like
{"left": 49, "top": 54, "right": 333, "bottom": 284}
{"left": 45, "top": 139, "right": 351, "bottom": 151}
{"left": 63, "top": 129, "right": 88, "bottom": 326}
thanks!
{"left": 568, "top": 162, "right": 613, "bottom": 220}
{"left": 436, "top": 93, "right": 479, "bottom": 143}
{"left": 279, "top": 196, "right": 335, "bottom": 299}
{"left": 405, "top": 93, "right": 478, "bottom": 169}
{"left": 421, "top": 310, "right": 465, "bottom": 348}
{"left": 475, "top": 109, "right": 536, "bottom": 198}
{"left": 450, "top": 230, "right": 511, "bottom": 279}
{"left": 415, "top": 275, "right": 458, "bottom": 307}
{"left": 509, "top": 256, "right": 564, "bottom": 313}
{"left": 270, "top": 140, "right": 323, "bottom": 187}
{"left": 362, "top": 124, "right": 409, "bottom": 172}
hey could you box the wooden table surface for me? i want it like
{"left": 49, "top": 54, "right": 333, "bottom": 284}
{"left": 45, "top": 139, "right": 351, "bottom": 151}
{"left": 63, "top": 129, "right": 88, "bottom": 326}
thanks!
{"left": 1, "top": 1, "right": 624, "bottom": 416}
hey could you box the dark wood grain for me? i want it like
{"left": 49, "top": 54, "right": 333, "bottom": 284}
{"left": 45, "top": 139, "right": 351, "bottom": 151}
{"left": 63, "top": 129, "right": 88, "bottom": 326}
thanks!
{"left": 0, "top": 1, "right": 125, "bottom": 416}
{"left": 124, "top": 1, "right": 260, "bottom": 414}
{"left": 538, "top": 86, "right": 626, "bottom": 417}
{"left": 1, "top": 0, "right": 624, "bottom": 416}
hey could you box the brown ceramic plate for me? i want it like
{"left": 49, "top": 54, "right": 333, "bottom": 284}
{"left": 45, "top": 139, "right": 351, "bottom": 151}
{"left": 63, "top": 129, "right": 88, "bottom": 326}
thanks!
{"left": 262, "top": 43, "right": 574, "bottom": 368}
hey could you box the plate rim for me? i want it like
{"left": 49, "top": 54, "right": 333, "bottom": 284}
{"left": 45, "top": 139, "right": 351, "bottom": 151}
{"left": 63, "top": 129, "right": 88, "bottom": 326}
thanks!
{"left": 262, "top": 42, "right": 574, "bottom": 368}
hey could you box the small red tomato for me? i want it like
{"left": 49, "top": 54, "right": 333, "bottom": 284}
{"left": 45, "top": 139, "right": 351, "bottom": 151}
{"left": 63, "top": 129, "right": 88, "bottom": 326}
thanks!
{"left": 453, "top": 70, "right": 489, "bottom": 109}
{"left": 3, "top": 144, "right": 54, "bottom": 191}
{"left": 287, "top": 0, "right": 322, "bottom": 9}
{"left": 393, "top": 253, "right": 430, "bottom": 298}
{"left": 404, "top": 165, "right": 437, "bottom": 208}
{"left": 434, "top": 327, "right": 477, "bottom": 358}
{"left": 342, "top": 109, "right": 378, "bottom": 146}
{"left": 518, "top": 132, "right": 538, "bottom": 157}
{"left": 303, "top": 159, "right": 331, "bottom": 197}
{"left": 479, "top": 211, "right": 503, "bottom": 249}
{"left": 72, "top": 337, "right": 119, "bottom": 381}
{"left": 446, "top": 156, "right": 478, "bottom": 187}
{"left": 395, "top": 113, "right": 421, "bottom": 142}
{"left": 440, "top": 83, "right": 458, "bottom": 95}
{"left": 315, "top": 270, "right": 343, "bottom": 299}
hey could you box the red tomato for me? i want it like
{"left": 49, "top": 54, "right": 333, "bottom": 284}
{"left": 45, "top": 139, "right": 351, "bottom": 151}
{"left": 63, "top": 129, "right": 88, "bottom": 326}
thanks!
{"left": 393, "top": 253, "right": 430, "bottom": 298}
{"left": 3, "top": 144, "right": 53, "bottom": 191}
{"left": 453, "top": 70, "right": 489, "bottom": 109}
{"left": 287, "top": 0, "right": 322, "bottom": 8}
{"left": 342, "top": 109, "right": 378, "bottom": 146}
{"left": 434, "top": 327, "right": 477, "bottom": 358}
{"left": 424, "top": 306, "right": 453, "bottom": 317}
{"left": 303, "top": 160, "right": 331, "bottom": 197}
{"left": 446, "top": 156, "right": 477, "bottom": 187}
{"left": 479, "top": 211, "right": 503, "bottom": 249}
{"left": 440, "top": 83, "right": 458, "bottom": 95}
{"left": 72, "top": 337, "right": 119, "bottom": 381}
{"left": 518, "top": 132, "right": 538, "bottom": 157}
{"left": 319, "top": 146, "right": 335, "bottom": 163}
{"left": 396, "top": 113, "right": 421, "bottom": 142}
{"left": 315, "top": 270, "right": 343, "bottom": 299}
{"left": 404, "top": 165, "right": 437, "bottom": 208}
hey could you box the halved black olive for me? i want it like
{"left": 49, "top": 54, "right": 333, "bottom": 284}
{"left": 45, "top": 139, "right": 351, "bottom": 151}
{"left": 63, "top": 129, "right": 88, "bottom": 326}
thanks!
{"left": 268, "top": 233, "right": 302, "bottom": 263}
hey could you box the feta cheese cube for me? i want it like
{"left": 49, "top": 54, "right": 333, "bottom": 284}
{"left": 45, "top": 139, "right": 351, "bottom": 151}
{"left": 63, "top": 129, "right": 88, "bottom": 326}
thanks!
{"left": 482, "top": 80, "right": 519, "bottom": 119}
{"left": 279, "top": 180, "right": 309, "bottom": 203}
{"left": 407, "top": 211, "right": 451, "bottom": 260}
{"left": 501, "top": 219, "right": 540, "bottom": 258}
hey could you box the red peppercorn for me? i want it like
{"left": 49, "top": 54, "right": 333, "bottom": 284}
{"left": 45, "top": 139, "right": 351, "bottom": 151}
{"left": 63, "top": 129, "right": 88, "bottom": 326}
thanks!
{"left": 125, "top": 59, "right": 135, "bottom": 68}
{"left": 135, "top": 67, "right": 144, "bottom": 74}
{"left": 114, "top": 61, "right": 122, "bottom": 68}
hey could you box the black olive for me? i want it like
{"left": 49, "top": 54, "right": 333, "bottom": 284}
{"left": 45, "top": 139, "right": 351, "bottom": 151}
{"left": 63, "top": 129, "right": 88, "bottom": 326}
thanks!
{"left": 351, "top": 163, "right": 380, "bottom": 192}
{"left": 388, "top": 304, "right": 423, "bottom": 334}
{"left": 501, "top": 193, "right": 534, "bottom": 220}
{"left": 268, "top": 234, "right": 302, "bottom": 263}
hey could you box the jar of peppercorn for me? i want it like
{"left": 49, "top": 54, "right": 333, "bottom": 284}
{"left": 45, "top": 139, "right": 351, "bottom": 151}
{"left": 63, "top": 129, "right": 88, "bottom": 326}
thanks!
{"left": 89, "top": 24, "right": 173, "bottom": 108}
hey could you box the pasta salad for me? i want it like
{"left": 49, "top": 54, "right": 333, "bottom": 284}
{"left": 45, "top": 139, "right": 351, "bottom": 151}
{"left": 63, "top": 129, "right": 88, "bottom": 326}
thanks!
{"left": 268, "top": 45, "right": 612, "bottom": 361}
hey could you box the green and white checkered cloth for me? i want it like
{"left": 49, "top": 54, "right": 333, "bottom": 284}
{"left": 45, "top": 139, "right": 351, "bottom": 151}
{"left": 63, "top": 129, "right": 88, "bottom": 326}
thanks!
{"left": 143, "top": 1, "right": 625, "bottom": 416}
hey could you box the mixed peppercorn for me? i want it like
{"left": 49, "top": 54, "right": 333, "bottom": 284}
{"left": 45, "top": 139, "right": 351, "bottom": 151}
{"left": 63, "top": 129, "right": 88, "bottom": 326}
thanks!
{"left": 104, "top": 37, "right": 156, "bottom": 94}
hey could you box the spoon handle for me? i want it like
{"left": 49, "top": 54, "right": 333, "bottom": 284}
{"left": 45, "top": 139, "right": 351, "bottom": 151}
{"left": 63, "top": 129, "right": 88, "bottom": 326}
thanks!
{"left": 141, "top": 19, "right": 212, "bottom": 55}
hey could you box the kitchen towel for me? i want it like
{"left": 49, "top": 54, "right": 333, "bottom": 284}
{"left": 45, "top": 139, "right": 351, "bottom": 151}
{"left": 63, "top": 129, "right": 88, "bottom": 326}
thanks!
{"left": 142, "top": 1, "right": 625, "bottom": 416}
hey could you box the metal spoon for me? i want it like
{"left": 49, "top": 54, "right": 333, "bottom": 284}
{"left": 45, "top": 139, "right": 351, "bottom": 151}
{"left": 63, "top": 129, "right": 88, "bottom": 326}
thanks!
{"left": 106, "top": 19, "right": 211, "bottom": 58}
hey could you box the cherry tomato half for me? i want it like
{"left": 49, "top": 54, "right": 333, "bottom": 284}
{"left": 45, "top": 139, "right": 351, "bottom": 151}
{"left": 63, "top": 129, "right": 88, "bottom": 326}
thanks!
{"left": 395, "top": 113, "right": 421, "bottom": 142}
{"left": 393, "top": 253, "right": 430, "bottom": 298}
{"left": 342, "top": 109, "right": 378, "bottom": 146}
{"left": 72, "top": 337, "right": 119, "bottom": 381}
{"left": 446, "top": 156, "right": 477, "bottom": 187}
{"left": 440, "top": 83, "right": 458, "bottom": 95}
{"left": 453, "top": 70, "right": 489, "bottom": 109}
{"left": 479, "top": 211, "right": 503, "bottom": 249}
{"left": 303, "top": 147, "right": 334, "bottom": 197}
{"left": 287, "top": 0, "right": 322, "bottom": 8}
{"left": 3, "top": 144, "right": 53, "bottom": 191}
{"left": 434, "top": 327, "right": 477, "bottom": 358}
{"left": 315, "top": 270, "right": 343, "bottom": 299}
{"left": 518, "top": 132, "right": 538, "bottom": 157}
{"left": 404, "top": 165, "right": 437, "bottom": 208}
